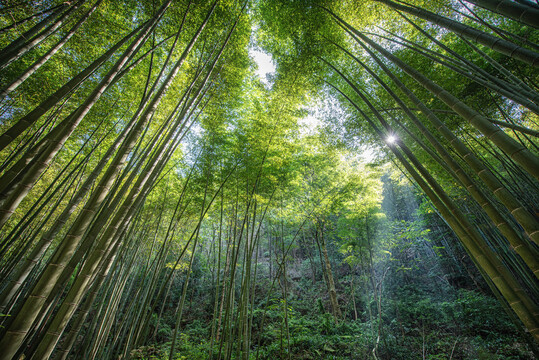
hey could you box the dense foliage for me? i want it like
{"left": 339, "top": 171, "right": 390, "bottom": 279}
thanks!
{"left": 0, "top": 0, "right": 537, "bottom": 359}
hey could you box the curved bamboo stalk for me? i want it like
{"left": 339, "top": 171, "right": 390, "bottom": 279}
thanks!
{"left": 374, "top": 0, "right": 539, "bottom": 67}
{"left": 331, "top": 38, "right": 539, "bottom": 278}
{"left": 326, "top": 79, "right": 539, "bottom": 340}
{"left": 465, "top": 0, "right": 539, "bottom": 28}
{"left": 366, "top": 34, "right": 539, "bottom": 178}
{"left": 0, "top": 23, "right": 144, "bottom": 152}
{"left": 0, "top": 0, "right": 84, "bottom": 70}
{"left": 0, "top": 0, "right": 103, "bottom": 100}
{"left": 325, "top": 7, "right": 539, "bottom": 246}
{"left": 0, "top": 3, "right": 173, "bottom": 358}
{"left": 369, "top": 24, "right": 539, "bottom": 109}
{"left": 454, "top": 0, "right": 538, "bottom": 50}
{"left": 371, "top": 25, "right": 539, "bottom": 113}
{"left": 358, "top": 35, "right": 539, "bottom": 236}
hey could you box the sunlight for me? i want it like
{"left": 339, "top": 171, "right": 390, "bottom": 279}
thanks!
{"left": 2, "top": 3, "right": 532, "bottom": 358}
{"left": 386, "top": 134, "right": 397, "bottom": 144}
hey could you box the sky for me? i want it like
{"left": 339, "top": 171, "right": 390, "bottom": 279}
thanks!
{"left": 249, "top": 49, "right": 275, "bottom": 85}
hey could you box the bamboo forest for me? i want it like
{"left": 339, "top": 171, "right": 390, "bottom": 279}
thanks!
{"left": 1, "top": 0, "right": 539, "bottom": 359}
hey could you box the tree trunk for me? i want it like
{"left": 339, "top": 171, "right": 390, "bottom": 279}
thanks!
{"left": 332, "top": 35, "right": 539, "bottom": 277}
{"left": 0, "top": 0, "right": 103, "bottom": 100}
{"left": 329, "top": 80, "right": 539, "bottom": 340}
{"left": 465, "top": 0, "right": 539, "bottom": 28}
{"left": 317, "top": 222, "right": 342, "bottom": 320}
{"left": 374, "top": 0, "right": 539, "bottom": 67}
{"left": 0, "top": 0, "right": 83, "bottom": 70}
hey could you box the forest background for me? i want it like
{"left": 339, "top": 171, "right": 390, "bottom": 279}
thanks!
{"left": 0, "top": 0, "right": 538, "bottom": 359}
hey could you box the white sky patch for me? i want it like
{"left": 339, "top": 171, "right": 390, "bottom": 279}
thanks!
{"left": 297, "top": 101, "right": 376, "bottom": 163}
{"left": 189, "top": 121, "right": 203, "bottom": 138}
{"left": 298, "top": 113, "right": 322, "bottom": 136}
{"left": 249, "top": 49, "right": 275, "bottom": 85}
{"left": 358, "top": 145, "right": 376, "bottom": 163}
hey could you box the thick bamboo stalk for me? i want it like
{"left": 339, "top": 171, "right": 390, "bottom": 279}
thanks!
{"left": 324, "top": 6, "right": 539, "bottom": 179}
{"left": 52, "top": 229, "right": 133, "bottom": 360}
{"left": 12, "top": 35, "right": 206, "bottom": 360}
{"left": 28, "top": 4, "right": 219, "bottom": 358}
{"left": 0, "top": 0, "right": 103, "bottom": 100}
{"left": 0, "top": 0, "right": 84, "bottom": 70}
{"left": 364, "top": 42, "right": 539, "bottom": 180}
{"left": 325, "top": 10, "right": 539, "bottom": 246}
{"left": 0, "top": 3, "right": 65, "bottom": 35}
{"left": 368, "top": 24, "right": 539, "bottom": 109}
{"left": 328, "top": 80, "right": 539, "bottom": 340}
{"left": 331, "top": 33, "right": 539, "bottom": 277}
{"left": 0, "top": 10, "right": 160, "bottom": 231}
{"left": 371, "top": 30, "right": 539, "bottom": 114}
{"left": 0, "top": 23, "right": 143, "bottom": 152}
{"left": 0, "top": 113, "right": 129, "bottom": 313}
{"left": 465, "top": 0, "right": 539, "bottom": 28}
{"left": 0, "top": 2, "right": 70, "bottom": 64}
{"left": 0, "top": 4, "right": 172, "bottom": 359}
{"left": 34, "top": 76, "right": 211, "bottom": 359}
{"left": 374, "top": 0, "right": 539, "bottom": 67}
{"left": 359, "top": 36, "right": 539, "bottom": 240}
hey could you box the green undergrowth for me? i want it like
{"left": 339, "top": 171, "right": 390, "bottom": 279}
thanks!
{"left": 131, "top": 288, "right": 533, "bottom": 360}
